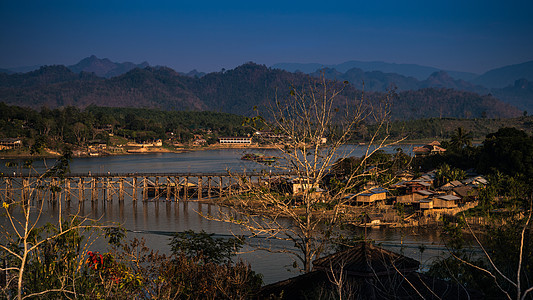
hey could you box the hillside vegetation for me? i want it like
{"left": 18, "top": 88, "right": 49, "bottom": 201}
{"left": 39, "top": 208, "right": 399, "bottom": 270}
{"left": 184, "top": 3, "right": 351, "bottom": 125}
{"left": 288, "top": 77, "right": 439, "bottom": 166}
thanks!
{"left": 0, "top": 63, "right": 521, "bottom": 120}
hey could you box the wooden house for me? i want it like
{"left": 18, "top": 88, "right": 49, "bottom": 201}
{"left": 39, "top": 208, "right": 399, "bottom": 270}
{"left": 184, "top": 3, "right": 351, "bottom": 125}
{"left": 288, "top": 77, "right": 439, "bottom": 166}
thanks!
{"left": 419, "top": 199, "right": 434, "bottom": 210}
{"left": 258, "top": 242, "right": 482, "bottom": 300}
{"left": 396, "top": 189, "right": 436, "bottom": 205}
{"left": 413, "top": 141, "right": 446, "bottom": 157}
{"left": 355, "top": 187, "right": 388, "bottom": 205}
{"left": 433, "top": 195, "right": 460, "bottom": 208}
{"left": 451, "top": 185, "right": 478, "bottom": 203}
{"left": 0, "top": 138, "right": 22, "bottom": 150}
{"left": 440, "top": 180, "right": 463, "bottom": 191}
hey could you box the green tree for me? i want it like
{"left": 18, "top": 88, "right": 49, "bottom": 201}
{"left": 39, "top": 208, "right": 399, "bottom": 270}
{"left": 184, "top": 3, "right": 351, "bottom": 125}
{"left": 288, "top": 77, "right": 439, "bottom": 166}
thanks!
{"left": 169, "top": 230, "right": 243, "bottom": 265}
{"left": 478, "top": 128, "right": 533, "bottom": 177}
{"left": 449, "top": 126, "right": 472, "bottom": 153}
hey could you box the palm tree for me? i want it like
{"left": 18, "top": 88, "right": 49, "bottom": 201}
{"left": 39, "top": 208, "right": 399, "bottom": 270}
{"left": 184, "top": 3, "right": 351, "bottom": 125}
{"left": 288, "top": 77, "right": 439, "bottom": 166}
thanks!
{"left": 449, "top": 127, "right": 472, "bottom": 152}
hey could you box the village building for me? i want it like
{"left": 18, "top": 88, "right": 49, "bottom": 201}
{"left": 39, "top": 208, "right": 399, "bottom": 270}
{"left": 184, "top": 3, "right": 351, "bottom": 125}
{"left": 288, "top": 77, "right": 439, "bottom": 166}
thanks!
{"left": 395, "top": 170, "right": 415, "bottom": 181}
{"left": 354, "top": 187, "right": 388, "bottom": 205}
{"left": 258, "top": 242, "right": 482, "bottom": 299}
{"left": 439, "top": 180, "right": 463, "bottom": 191}
{"left": 433, "top": 194, "right": 461, "bottom": 209}
{"left": 396, "top": 189, "right": 437, "bottom": 205}
{"left": 462, "top": 175, "right": 488, "bottom": 187}
{"left": 218, "top": 136, "right": 253, "bottom": 144}
{"left": 192, "top": 135, "right": 207, "bottom": 146}
{"left": 0, "top": 138, "right": 22, "bottom": 150}
{"left": 450, "top": 185, "right": 479, "bottom": 203}
{"left": 413, "top": 141, "right": 446, "bottom": 157}
{"left": 392, "top": 180, "right": 432, "bottom": 195}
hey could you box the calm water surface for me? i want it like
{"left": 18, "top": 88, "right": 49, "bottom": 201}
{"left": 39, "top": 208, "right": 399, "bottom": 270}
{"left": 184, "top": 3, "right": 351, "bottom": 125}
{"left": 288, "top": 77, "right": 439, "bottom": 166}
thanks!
{"left": 2, "top": 146, "right": 449, "bottom": 284}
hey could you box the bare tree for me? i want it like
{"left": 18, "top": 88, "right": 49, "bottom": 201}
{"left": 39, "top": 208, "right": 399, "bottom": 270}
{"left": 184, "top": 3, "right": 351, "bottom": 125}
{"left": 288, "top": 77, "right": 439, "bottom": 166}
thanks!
{"left": 209, "top": 77, "right": 400, "bottom": 273}
{"left": 451, "top": 210, "right": 533, "bottom": 300}
{"left": 0, "top": 155, "right": 103, "bottom": 299}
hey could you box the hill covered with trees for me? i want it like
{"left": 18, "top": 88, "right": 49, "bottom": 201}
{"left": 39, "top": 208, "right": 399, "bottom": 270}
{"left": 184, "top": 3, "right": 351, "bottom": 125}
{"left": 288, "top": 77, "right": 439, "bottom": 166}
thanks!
{"left": 0, "top": 63, "right": 521, "bottom": 120}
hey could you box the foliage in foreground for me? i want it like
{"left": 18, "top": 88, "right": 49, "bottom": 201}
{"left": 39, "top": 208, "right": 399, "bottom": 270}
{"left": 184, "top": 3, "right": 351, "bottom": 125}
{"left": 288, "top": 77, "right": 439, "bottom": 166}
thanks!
{"left": 0, "top": 222, "right": 262, "bottom": 299}
{"left": 428, "top": 213, "right": 533, "bottom": 300}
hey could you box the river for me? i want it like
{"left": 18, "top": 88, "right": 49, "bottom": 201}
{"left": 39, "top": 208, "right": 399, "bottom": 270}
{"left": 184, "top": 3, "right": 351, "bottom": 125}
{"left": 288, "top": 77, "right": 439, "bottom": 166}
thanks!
{"left": 1, "top": 146, "right": 451, "bottom": 284}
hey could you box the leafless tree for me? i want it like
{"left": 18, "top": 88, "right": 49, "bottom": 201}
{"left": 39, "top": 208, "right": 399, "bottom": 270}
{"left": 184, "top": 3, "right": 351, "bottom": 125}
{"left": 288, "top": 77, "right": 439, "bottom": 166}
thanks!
{"left": 0, "top": 157, "right": 103, "bottom": 299}
{"left": 451, "top": 209, "right": 533, "bottom": 300}
{"left": 208, "top": 77, "right": 401, "bottom": 273}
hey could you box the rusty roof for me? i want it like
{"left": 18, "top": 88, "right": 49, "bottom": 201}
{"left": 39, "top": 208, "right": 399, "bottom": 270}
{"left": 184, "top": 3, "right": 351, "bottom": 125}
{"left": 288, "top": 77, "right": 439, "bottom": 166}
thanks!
{"left": 312, "top": 242, "right": 419, "bottom": 277}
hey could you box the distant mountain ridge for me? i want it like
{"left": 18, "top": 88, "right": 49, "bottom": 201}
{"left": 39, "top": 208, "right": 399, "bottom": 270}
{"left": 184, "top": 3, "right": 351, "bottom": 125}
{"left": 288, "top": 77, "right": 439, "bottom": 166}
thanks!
{"left": 298, "top": 60, "right": 533, "bottom": 113}
{"left": 311, "top": 68, "right": 488, "bottom": 94}
{"left": 470, "top": 61, "right": 533, "bottom": 89}
{"left": 0, "top": 62, "right": 520, "bottom": 120}
{"left": 0, "top": 56, "right": 206, "bottom": 79}
{"left": 272, "top": 60, "right": 478, "bottom": 81}
{"left": 67, "top": 55, "right": 150, "bottom": 78}
{"left": 273, "top": 59, "right": 533, "bottom": 91}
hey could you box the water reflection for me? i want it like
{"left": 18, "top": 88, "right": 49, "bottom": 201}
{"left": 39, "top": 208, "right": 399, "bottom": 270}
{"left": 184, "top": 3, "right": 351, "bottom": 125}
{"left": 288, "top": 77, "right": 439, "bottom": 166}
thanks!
{"left": 2, "top": 146, "right": 449, "bottom": 285}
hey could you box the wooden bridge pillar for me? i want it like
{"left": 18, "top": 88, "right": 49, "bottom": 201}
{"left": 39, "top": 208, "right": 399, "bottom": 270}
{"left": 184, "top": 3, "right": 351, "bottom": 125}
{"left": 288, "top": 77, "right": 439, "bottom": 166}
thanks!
{"left": 4, "top": 178, "right": 12, "bottom": 202}
{"left": 132, "top": 177, "right": 137, "bottom": 201}
{"left": 78, "top": 177, "right": 84, "bottom": 202}
{"left": 154, "top": 177, "right": 159, "bottom": 199}
{"left": 50, "top": 178, "right": 57, "bottom": 202}
{"left": 198, "top": 177, "right": 203, "bottom": 200}
{"left": 173, "top": 177, "right": 179, "bottom": 201}
{"left": 219, "top": 177, "right": 223, "bottom": 198}
{"left": 183, "top": 177, "right": 189, "bottom": 201}
{"left": 91, "top": 178, "right": 97, "bottom": 202}
{"left": 119, "top": 178, "right": 124, "bottom": 202}
{"left": 142, "top": 177, "right": 148, "bottom": 202}
{"left": 105, "top": 177, "right": 110, "bottom": 202}
{"left": 22, "top": 178, "right": 29, "bottom": 201}
{"left": 65, "top": 179, "right": 71, "bottom": 202}
{"left": 166, "top": 177, "right": 171, "bottom": 200}
{"left": 207, "top": 177, "right": 212, "bottom": 198}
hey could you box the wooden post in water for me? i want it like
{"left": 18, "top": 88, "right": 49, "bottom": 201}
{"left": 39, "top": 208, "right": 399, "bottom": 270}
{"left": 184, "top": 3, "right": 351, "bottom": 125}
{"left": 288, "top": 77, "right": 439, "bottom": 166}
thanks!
{"left": 207, "top": 177, "right": 212, "bottom": 198}
{"left": 174, "top": 177, "right": 179, "bottom": 201}
{"left": 91, "top": 178, "right": 96, "bottom": 202}
{"left": 21, "top": 178, "right": 28, "bottom": 201}
{"left": 198, "top": 177, "right": 203, "bottom": 200}
{"left": 142, "top": 177, "right": 148, "bottom": 202}
{"left": 50, "top": 178, "right": 57, "bottom": 202}
{"left": 132, "top": 177, "right": 137, "bottom": 201}
{"left": 65, "top": 179, "right": 71, "bottom": 202}
{"left": 219, "top": 177, "right": 223, "bottom": 198}
{"left": 4, "top": 178, "right": 11, "bottom": 202}
{"left": 154, "top": 177, "right": 159, "bottom": 199}
{"left": 228, "top": 177, "right": 232, "bottom": 196}
{"left": 78, "top": 178, "right": 84, "bottom": 202}
{"left": 184, "top": 177, "right": 189, "bottom": 201}
{"left": 119, "top": 178, "right": 124, "bottom": 202}
{"left": 166, "top": 177, "right": 171, "bottom": 200}
{"left": 36, "top": 184, "right": 43, "bottom": 202}
{"left": 106, "top": 177, "right": 111, "bottom": 202}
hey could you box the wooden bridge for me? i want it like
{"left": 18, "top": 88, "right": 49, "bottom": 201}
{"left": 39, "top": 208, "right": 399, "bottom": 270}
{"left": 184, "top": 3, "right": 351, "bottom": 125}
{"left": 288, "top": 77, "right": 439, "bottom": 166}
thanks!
{"left": 0, "top": 172, "right": 288, "bottom": 203}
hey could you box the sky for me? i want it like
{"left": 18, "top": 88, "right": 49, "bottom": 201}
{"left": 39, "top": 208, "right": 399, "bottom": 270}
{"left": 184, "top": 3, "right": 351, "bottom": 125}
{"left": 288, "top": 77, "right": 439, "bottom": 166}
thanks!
{"left": 1, "top": 0, "right": 532, "bottom": 74}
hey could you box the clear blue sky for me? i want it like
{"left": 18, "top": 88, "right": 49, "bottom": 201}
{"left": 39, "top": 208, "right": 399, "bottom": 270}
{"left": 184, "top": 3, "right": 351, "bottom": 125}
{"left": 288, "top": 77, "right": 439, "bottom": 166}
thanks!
{"left": 1, "top": 0, "right": 532, "bottom": 74}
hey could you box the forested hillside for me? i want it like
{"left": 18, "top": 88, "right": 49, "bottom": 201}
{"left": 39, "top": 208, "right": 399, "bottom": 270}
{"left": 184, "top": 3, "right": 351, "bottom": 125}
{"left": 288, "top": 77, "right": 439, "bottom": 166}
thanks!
{"left": 0, "top": 62, "right": 521, "bottom": 119}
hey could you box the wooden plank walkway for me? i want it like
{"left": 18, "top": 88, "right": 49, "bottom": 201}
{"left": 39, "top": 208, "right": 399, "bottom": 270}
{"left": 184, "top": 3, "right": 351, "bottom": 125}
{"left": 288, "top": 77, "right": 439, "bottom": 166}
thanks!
{"left": 0, "top": 172, "right": 291, "bottom": 203}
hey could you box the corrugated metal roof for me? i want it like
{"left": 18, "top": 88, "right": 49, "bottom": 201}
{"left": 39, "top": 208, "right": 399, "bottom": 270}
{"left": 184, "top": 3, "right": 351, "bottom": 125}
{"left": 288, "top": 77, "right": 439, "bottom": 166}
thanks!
{"left": 416, "top": 190, "right": 434, "bottom": 196}
{"left": 437, "top": 195, "right": 461, "bottom": 201}
{"left": 313, "top": 242, "right": 419, "bottom": 277}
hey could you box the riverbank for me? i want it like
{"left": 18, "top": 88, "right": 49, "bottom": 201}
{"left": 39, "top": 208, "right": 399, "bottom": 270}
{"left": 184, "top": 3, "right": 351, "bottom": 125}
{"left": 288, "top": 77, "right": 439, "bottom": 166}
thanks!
{"left": 0, "top": 143, "right": 281, "bottom": 159}
{"left": 1, "top": 140, "right": 415, "bottom": 160}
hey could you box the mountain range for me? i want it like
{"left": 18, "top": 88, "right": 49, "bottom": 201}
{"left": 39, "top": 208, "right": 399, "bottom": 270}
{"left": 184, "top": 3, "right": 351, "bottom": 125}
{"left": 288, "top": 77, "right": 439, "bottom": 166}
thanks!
{"left": 0, "top": 61, "right": 521, "bottom": 120}
{"left": 272, "top": 61, "right": 479, "bottom": 81}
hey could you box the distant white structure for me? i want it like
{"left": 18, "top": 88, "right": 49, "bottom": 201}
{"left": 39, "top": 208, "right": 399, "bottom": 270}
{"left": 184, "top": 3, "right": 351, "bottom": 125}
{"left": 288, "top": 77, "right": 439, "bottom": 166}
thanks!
{"left": 218, "top": 137, "right": 252, "bottom": 144}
